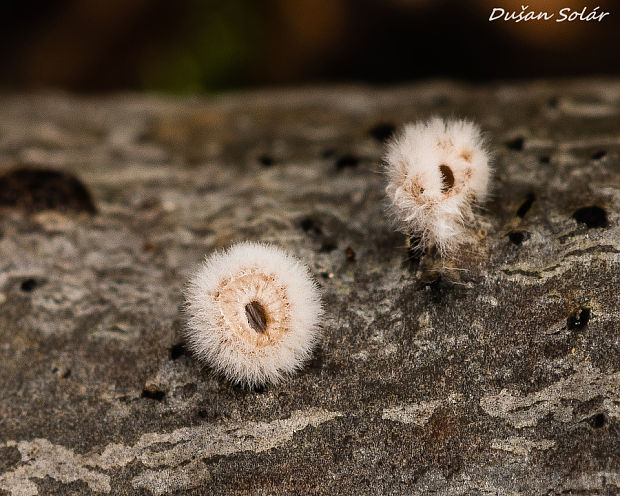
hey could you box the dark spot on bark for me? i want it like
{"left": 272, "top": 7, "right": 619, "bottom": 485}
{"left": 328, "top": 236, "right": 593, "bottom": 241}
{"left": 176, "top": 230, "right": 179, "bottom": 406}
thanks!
{"left": 548, "top": 96, "right": 559, "bottom": 108}
{"left": 196, "top": 407, "right": 217, "bottom": 420}
{"left": 591, "top": 150, "right": 606, "bottom": 160}
{"left": 189, "top": 226, "right": 215, "bottom": 237}
{"left": 567, "top": 308, "right": 591, "bottom": 330}
{"left": 416, "top": 273, "right": 448, "bottom": 299}
{"left": 20, "top": 278, "right": 38, "bottom": 292}
{"left": 505, "top": 137, "right": 525, "bottom": 151}
{"left": 424, "top": 277, "right": 445, "bottom": 295}
{"left": 368, "top": 123, "right": 396, "bottom": 143}
{"left": 300, "top": 217, "right": 323, "bottom": 236}
{"left": 335, "top": 154, "right": 359, "bottom": 170}
{"left": 169, "top": 342, "right": 186, "bottom": 360}
{"left": 508, "top": 231, "right": 527, "bottom": 245}
{"left": 182, "top": 383, "right": 197, "bottom": 397}
{"left": 439, "top": 164, "right": 455, "bottom": 193}
{"left": 141, "top": 388, "right": 166, "bottom": 401}
{"left": 587, "top": 413, "right": 606, "bottom": 428}
{"left": 0, "top": 446, "right": 21, "bottom": 472}
{"left": 0, "top": 167, "right": 96, "bottom": 213}
{"left": 142, "top": 241, "right": 156, "bottom": 253}
{"left": 406, "top": 234, "right": 424, "bottom": 270}
{"left": 319, "top": 240, "right": 338, "bottom": 253}
{"left": 516, "top": 193, "right": 535, "bottom": 218}
{"left": 321, "top": 148, "right": 336, "bottom": 158}
{"left": 539, "top": 155, "right": 550, "bottom": 164}
{"left": 258, "top": 154, "right": 274, "bottom": 167}
{"left": 572, "top": 206, "right": 607, "bottom": 228}
{"left": 307, "top": 346, "right": 324, "bottom": 371}
{"left": 345, "top": 246, "right": 356, "bottom": 262}
{"left": 433, "top": 95, "right": 450, "bottom": 105}
{"left": 245, "top": 300, "right": 268, "bottom": 333}
{"left": 138, "top": 197, "right": 160, "bottom": 210}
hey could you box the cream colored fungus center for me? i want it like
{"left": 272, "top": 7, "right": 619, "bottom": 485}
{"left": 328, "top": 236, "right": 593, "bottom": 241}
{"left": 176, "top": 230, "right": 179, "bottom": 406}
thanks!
{"left": 213, "top": 269, "right": 291, "bottom": 348}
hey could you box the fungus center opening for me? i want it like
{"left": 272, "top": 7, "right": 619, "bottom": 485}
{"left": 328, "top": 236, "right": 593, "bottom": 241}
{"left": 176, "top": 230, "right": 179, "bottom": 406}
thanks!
{"left": 245, "top": 300, "right": 268, "bottom": 333}
{"left": 439, "top": 164, "right": 455, "bottom": 192}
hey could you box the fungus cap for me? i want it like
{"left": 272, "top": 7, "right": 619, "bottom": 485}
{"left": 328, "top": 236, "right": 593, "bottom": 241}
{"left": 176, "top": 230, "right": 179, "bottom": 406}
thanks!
{"left": 384, "top": 117, "right": 491, "bottom": 253}
{"left": 185, "top": 242, "right": 323, "bottom": 387}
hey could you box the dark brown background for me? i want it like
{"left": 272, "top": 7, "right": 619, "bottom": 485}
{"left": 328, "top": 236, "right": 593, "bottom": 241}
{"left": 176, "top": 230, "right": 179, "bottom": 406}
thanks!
{"left": 1, "top": 0, "right": 618, "bottom": 92}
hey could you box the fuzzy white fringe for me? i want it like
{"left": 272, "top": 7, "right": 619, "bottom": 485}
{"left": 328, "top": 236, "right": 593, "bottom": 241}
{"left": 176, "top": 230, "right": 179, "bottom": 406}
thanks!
{"left": 384, "top": 117, "right": 491, "bottom": 254}
{"left": 185, "top": 242, "right": 323, "bottom": 388}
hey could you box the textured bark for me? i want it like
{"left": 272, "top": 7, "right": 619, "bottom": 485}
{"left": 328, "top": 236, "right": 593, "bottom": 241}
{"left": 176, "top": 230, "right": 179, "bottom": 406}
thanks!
{"left": 0, "top": 81, "right": 619, "bottom": 495}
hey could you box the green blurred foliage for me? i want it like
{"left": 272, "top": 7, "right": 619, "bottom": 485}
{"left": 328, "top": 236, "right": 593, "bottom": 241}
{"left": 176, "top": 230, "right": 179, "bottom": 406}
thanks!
{"left": 141, "top": 0, "right": 265, "bottom": 93}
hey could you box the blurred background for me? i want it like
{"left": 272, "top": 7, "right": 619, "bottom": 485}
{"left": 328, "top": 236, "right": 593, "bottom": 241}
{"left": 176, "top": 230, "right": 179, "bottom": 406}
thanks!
{"left": 1, "top": 0, "right": 618, "bottom": 93}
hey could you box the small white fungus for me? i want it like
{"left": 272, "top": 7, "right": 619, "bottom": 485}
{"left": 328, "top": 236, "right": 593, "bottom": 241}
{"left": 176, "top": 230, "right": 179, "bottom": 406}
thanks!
{"left": 184, "top": 242, "right": 323, "bottom": 388}
{"left": 384, "top": 117, "right": 491, "bottom": 254}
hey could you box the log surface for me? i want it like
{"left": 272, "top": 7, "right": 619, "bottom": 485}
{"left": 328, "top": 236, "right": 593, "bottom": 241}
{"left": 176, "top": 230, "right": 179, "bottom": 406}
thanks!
{"left": 0, "top": 81, "right": 619, "bottom": 495}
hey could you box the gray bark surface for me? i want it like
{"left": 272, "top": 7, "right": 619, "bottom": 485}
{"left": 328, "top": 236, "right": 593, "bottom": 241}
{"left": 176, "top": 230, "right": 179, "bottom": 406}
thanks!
{"left": 0, "top": 81, "right": 619, "bottom": 495}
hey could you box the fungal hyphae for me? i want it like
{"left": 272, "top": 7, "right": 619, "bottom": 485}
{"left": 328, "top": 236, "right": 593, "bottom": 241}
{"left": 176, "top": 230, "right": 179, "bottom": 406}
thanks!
{"left": 384, "top": 117, "right": 491, "bottom": 254}
{"left": 185, "top": 242, "right": 323, "bottom": 388}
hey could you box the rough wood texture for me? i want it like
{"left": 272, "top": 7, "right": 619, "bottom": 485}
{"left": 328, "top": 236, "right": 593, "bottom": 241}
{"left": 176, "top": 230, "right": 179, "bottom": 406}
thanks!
{"left": 0, "top": 81, "right": 619, "bottom": 495}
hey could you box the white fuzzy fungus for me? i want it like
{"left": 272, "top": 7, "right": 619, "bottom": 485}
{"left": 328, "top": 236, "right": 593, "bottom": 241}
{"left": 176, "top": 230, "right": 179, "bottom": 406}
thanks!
{"left": 384, "top": 117, "right": 491, "bottom": 254}
{"left": 185, "top": 242, "right": 323, "bottom": 388}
